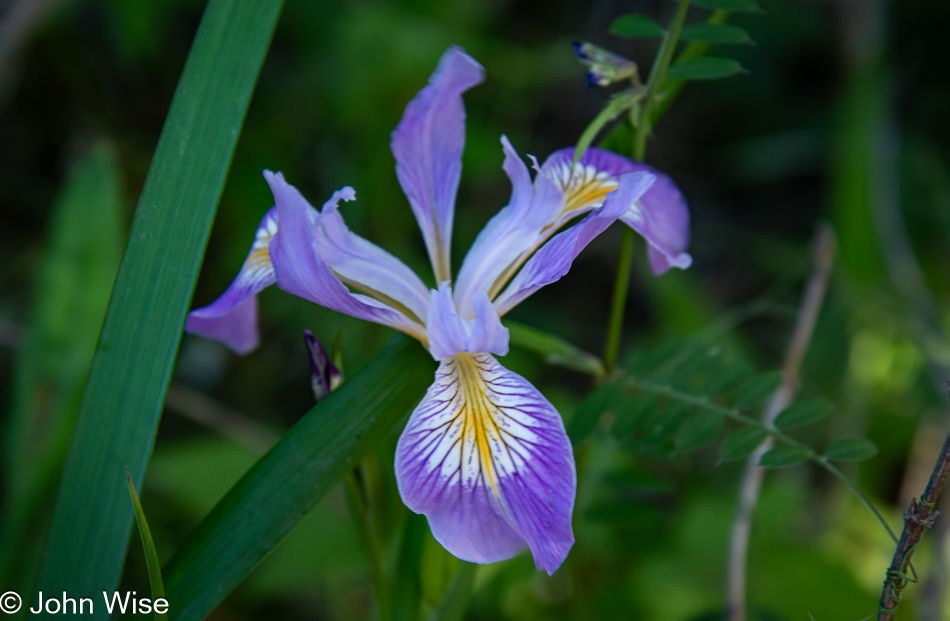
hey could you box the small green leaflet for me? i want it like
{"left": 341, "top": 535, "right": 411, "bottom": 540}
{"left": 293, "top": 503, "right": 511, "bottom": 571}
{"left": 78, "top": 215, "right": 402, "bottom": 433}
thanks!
{"left": 720, "top": 427, "right": 769, "bottom": 461}
{"left": 774, "top": 399, "right": 833, "bottom": 430}
{"left": 734, "top": 371, "right": 783, "bottom": 410}
{"left": 824, "top": 437, "right": 879, "bottom": 462}
{"left": 674, "top": 412, "right": 724, "bottom": 452}
{"left": 680, "top": 24, "right": 754, "bottom": 45}
{"left": 610, "top": 14, "right": 665, "bottom": 38}
{"left": 666, "top": 57, "right": 746, "bottom": 81}
{"left": 760, "top": 445, "right": 811, "bottom": 468}
{"left": 692, "top": 0, "right": 761, "bottom": 12}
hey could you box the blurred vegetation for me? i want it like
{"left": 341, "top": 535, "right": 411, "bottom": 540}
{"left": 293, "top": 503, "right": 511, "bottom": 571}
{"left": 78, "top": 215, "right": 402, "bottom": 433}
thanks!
{"left": 2, "top": 0, "right": 950, "bottom": 620}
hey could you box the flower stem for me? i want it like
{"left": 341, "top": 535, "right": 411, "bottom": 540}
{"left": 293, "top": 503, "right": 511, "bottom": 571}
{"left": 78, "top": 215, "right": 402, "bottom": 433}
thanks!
{"left": 603, "top": 0, "right": 692, "bottom": 374}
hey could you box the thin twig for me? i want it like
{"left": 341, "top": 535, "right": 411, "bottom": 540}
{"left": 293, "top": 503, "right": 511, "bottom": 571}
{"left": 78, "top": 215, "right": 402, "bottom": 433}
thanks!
{"left": 726, "top": 225, "right": 837, "bottom": 621}
{"left": 877, "top": 385, "right": 950, "bottom": 620}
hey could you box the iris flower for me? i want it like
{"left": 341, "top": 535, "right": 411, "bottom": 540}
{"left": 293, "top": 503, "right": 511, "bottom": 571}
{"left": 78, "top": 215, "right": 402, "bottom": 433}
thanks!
{"left": 186, "top": 47, "right": 691, "bottom": 574}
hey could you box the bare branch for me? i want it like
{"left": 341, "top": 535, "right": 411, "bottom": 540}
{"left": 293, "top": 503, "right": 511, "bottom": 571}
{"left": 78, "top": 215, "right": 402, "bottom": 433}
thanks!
{"left": 726, "top": 225, "right": 837, "bottom": 621}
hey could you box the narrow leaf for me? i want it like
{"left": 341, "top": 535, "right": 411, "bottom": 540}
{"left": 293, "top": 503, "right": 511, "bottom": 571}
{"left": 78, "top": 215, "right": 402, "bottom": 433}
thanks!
{"left": 760, "top": 445, "right": 810, "bottom": 468}
{"left": 36, "top": 1, "right": 284, "bottom": 606}
{"left": 392, "top": 514, "right": 428, "bottom": 621}
{"left": 163, "top": 337, "right": 433, "bottom": 621}
{"left": 665, "top": 57, "right": 746, "bottom": 80}
{"left": 774, "top": 399, "right": 833, "bottom": 430}
{"left": 693, "top": 0, "right": 762, "bottom": 12}
{"left": 126, "top": 469, "right": 167, "bottom": 621}
{"left": 720, "top": 427, "right": 769, "bottom": 461}
{"left": 610, "top": 14, "right": 665, "bottom": 39}
{"left": 674, "top": 412, "right": 724, "bottom": 452}
{"left": 824, "top": 437, "right": 879, "bottom": 462}
{"left": 680, "top": 24, "right": 754, "bottom": 44}
{"left": 506, "top": 320, "right": 604, "bottom": 377}
{"left": 734, "top": 371, "right": 783, "bottom": 410}
{"left": 431, "top": 562, "right": 477, "bottom": 621}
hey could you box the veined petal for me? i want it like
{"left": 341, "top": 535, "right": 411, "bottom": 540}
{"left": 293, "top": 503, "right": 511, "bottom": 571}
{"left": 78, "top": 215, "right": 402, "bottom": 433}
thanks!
{"left": 316, "top": 191, "right": 430, "bottom": 323}
{"left": 427, "top": 282, "right": 508, "bottom": 360}
{"left": 265, "top": 170, "right": 428, "bottom": 342}
{"left": 185, "top": 208, "right": 278, "bottom": 354}
{"left": 395, "top": 352, "right": 576, "bottom": 574}
{"left": 391, "top": 46, "right": 484, "bottom": 283}
{"left": 541, "top": 147, "right": 692, "bottom": 275}
{"left": 453, "top": 136, "right": 565, "bottom": 316}
{"left": 494, "top": 171, "right": 656, "bottom": 316}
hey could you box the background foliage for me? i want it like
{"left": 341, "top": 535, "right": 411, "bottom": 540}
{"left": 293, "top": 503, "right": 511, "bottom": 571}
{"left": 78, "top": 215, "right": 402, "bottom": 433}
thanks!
{"left": 2, "top": 0, "right": 950, "bottom": 619}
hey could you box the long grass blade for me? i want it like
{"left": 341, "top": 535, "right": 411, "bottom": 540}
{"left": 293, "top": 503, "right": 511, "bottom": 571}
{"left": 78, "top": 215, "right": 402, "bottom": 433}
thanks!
{"left": 163, "top": 336, "right": 433, "bottom": 621}
{"left": 34, "top": 1, "right": 283, "bottom": 612}
{"left": 126, "top": 469, "right": 167, "bottom": 621}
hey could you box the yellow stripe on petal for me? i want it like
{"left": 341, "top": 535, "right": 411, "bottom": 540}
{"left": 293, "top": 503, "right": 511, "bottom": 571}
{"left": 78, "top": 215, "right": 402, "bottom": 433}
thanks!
{"left": 548, "top": 160, "right": 620, "bottom": 215}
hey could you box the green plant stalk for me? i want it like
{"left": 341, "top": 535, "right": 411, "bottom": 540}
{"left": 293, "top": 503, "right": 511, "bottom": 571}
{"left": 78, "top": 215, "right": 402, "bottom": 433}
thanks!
{"left": 603, "top": 0, "right": 693, "bottom": 374}
{"left": 651, "top": 9, "right": 729, "bottom": 123}
{"left": 126, "top": 469, "right": 167, "bottom": 621}
{"left": 344, "top": 471, "right": 391, "bottom": 621}
{"left": 34, "top": 2, "right": 283, "bottom": 612}
{"left": 623, "top": 376, "right": 900, "bottom": 544}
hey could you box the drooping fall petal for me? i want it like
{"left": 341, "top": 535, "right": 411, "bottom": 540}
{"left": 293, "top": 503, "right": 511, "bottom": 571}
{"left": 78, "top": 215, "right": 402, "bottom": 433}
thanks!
{"left": 395, "top": 352, "right": 575, "bottom": 574}
{"left": 540, "top": 147, "right": 692, "bottom": 274}
{"left": 185, "top": 208, "right": 278, "bottom": 354}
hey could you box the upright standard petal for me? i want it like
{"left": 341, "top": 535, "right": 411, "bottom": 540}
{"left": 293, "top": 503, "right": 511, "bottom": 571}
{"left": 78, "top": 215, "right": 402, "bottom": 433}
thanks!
{"left": 427, "top": 283, "right": 508, "bottom": 361}
{"left": 391, "top": 46, "right": 485, "bottom": 283}
{"left": 494, "top": 171, "right": 656, "bottom": 316}
{"left": 453, "top": 136, "right": 565, "bottom": 316}
{"left": 395, "top": 352, "right": 576, "bottom": 574}
{"left": 265, "top": 170, "right": 428, "bottom": 342}
{"left": 540, "top": 147, "right": 692, "bottom": 275}
{"left": 185, "top": 208, "right": 278, "bottom": 354}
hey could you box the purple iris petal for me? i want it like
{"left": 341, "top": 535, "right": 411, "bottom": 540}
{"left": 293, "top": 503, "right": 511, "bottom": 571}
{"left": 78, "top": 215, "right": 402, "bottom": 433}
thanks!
{"left": 265, "top": 170, "right": 428, "bottom": 341}
{"left": 394, "top": 352, "right": 575, "bottom": 574}
{"left": 453, "top": 136, "right": 565, "bottom": 316}
{"left": 540, "top": 147, "right": 692, "bottom": 275}
{"left": 494, "top": 171, "right": 656, "bottom": 315}
{"left": 315, "top": 191, "right": 431, "bottom": 323}
{"left": 391, "top": 46, "right": 484, "bottom": 283}
{"left": 426, "top": 283, "right": 508, "bottom": 361}
{"left": 185, "top": 208, "right": 278, "bottom": 354}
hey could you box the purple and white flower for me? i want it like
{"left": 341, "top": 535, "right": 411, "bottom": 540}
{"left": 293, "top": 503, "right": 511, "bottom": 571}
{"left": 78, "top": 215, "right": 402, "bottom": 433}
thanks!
{"left": 185, "top": 47, "right": 691, "bottom": 574}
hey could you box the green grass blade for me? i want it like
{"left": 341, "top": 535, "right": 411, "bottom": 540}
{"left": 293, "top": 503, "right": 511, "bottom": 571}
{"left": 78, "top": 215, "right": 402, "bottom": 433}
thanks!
{"left": 35, "top": 1, "right": 283, "bottom": 611}
{"left": 126, "top": 469, "right": 167, "bottom": 621}
{"left": 163, "top": 337, "right": 433, "bottom": 621}
{"left": 0, "top": 142, "right": 123, "bottom": 592}
{"left": 506, "top": 320, "right": 605, "bottom": 377}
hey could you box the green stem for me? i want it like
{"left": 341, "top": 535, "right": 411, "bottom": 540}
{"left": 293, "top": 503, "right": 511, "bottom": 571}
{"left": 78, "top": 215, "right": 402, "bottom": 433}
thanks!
{"left": 603, "top": 0, "right": 693, "bottom": 374}
{"left": 634, "top": 0, "right": 693, "bottom": 160}
{"left": 623, "top": 376, "right": 900, "bottom": 545}
{"left": 344, "top": 470, "right": 391, "bottom": 621}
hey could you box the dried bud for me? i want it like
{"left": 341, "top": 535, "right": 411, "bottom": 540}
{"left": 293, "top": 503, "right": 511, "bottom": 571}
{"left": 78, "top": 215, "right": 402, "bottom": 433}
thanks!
{"left": 573, "top": 41, "right": 639, "bottom": 87}
{"left": 304, "top": 329, "right": 343, "bottom": 403}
